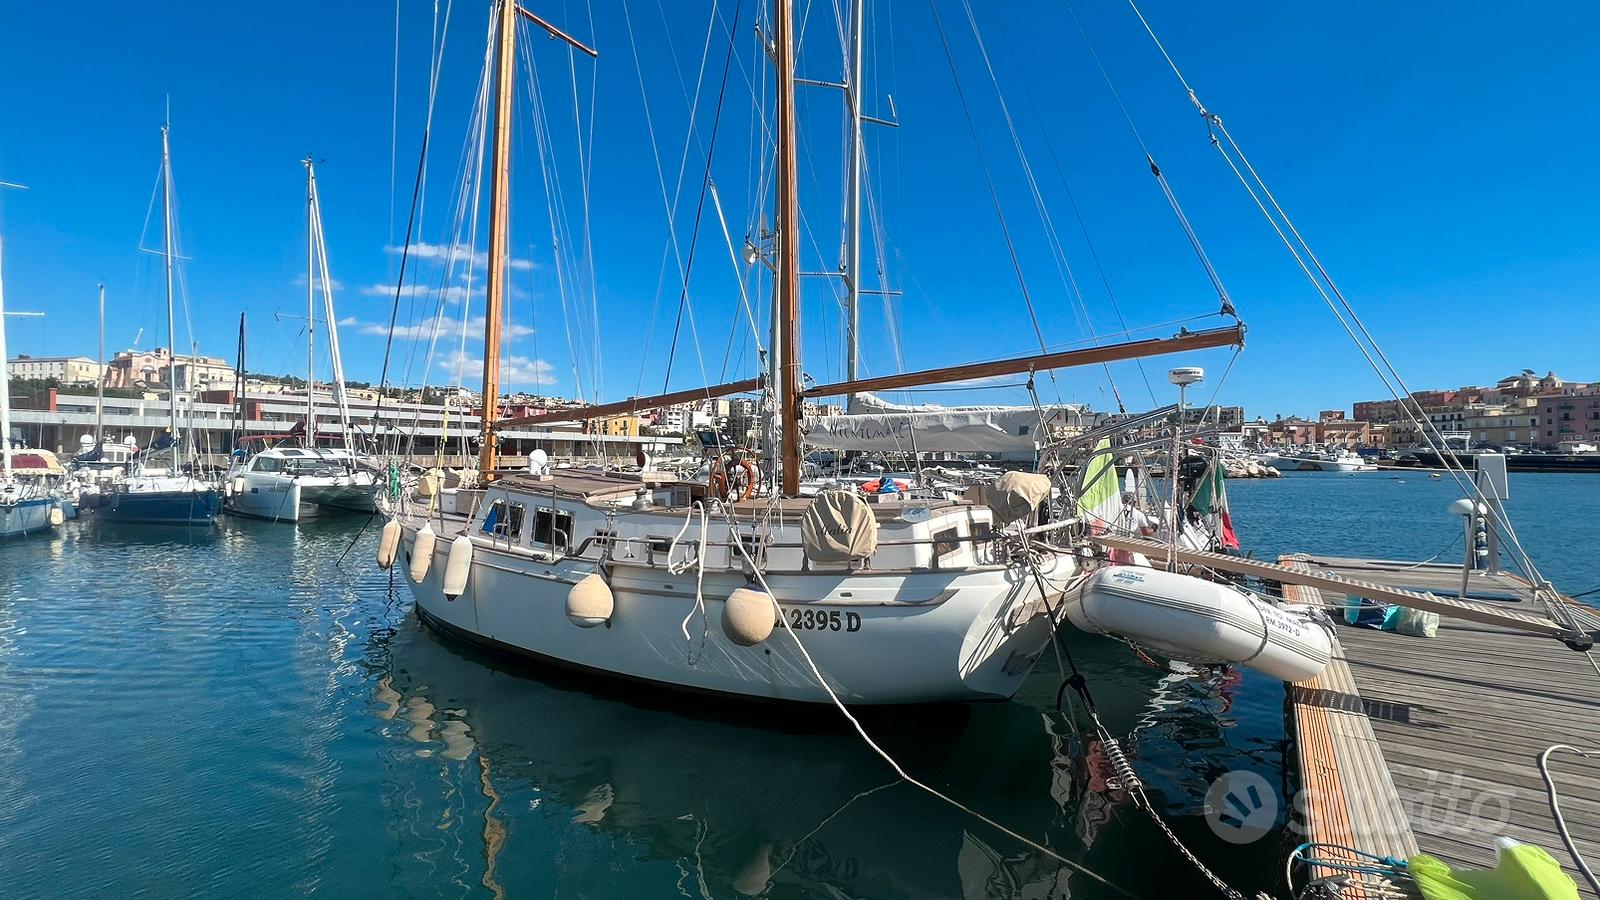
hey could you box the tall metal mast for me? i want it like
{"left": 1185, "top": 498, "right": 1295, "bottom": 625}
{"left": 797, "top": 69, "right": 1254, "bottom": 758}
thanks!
{"left": 842, "top": 0, "right": 866, "bottom": 405}
{"left": 304, "top": 156, "right": 317, "bottom": 444}
{"left": 0, "top": 238, "right": 12, "bottom": 484}
{"left": 161, "top": 123, "right": 180, "bottom": 473}
{"left": 775, "top": 0, "right": 803, "bottom": 496}
{"left": 307, "top": 161, "right": 353, "bottom": 448}
{"left": 96, "top": 283, "right": 105, "bottom": 448}
{"left": 480, "top": 0, "right": 518, "bottom": 480}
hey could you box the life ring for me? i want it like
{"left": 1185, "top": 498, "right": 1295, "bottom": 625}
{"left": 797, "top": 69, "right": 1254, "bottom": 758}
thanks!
{"left": 709, "top": 456, "right": 757, "bottom": 502}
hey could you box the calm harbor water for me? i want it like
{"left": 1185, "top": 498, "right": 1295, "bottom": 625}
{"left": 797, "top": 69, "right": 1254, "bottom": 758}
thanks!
{"left": 0, "top": 472, "right": 1593, "bottom": 899}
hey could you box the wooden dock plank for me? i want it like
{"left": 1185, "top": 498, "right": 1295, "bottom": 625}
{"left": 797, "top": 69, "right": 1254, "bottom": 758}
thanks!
{"left": 1283, "top": 555, "right": 1600, "bottom": 899}
{"left": 1286, "top": 584, "right": 1419, "bottom": 898}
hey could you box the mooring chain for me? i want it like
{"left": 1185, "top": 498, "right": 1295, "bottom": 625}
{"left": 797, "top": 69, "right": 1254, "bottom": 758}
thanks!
{"left": 1024, "top": 547, "right": 1252, "bottom": 900}
{"left": 1091, "top": 710, "right": 1247, "bottom": 900}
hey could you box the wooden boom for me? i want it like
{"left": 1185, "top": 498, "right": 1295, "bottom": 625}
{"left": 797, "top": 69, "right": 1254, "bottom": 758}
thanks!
{"left": 801, "top": 324, "right": 1245, "bottom": 398}
{"left": 495, "top": 376, "right": 763, "bottom": 429}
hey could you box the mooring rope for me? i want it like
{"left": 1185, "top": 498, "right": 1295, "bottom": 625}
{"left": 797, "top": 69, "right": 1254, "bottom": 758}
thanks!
{"left": 715, "top": 506, "right": 1140, "bottom": 898}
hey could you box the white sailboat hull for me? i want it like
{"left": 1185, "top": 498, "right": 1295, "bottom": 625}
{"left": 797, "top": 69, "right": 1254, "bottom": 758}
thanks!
{"left": 0, "top": 497, "right": 55, "bottom": 538}
{"left": 397, "top": 522, "right": 1072, "bottom": 705}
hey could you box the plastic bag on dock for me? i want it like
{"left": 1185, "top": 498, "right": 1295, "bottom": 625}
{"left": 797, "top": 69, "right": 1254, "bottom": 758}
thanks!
{"left": 1408, "top": 838, "right": 1578, "bottom": 900}
{"left": 1393, "top": 604, "right": 1441, "bottom": 638}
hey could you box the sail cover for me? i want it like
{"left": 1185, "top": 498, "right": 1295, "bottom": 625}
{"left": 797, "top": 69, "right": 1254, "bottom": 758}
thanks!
{"left": 1076, "top": 438, "right": 1123, "bottom": 529}
{"left": 800, "top": 392, "right": 1085, "bottom": 453}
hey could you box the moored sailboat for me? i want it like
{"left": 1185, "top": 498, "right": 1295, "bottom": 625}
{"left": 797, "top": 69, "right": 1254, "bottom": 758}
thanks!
{"left": 224, "top": 158, "right": 379, "bottom": 522}
{"left": 99, "top": 121, "right": 221, "bottom": 525}
{"left": 378, "top": 0, "right": 1270, "bottom": 705}
{"left": 0, "top": 235, "right": 60, "bottom": 538}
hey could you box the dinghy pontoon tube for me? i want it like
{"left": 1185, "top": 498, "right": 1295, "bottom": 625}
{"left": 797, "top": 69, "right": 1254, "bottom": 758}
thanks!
{"left": 1066, "top": 566, "right": 1334, "bottom": 683}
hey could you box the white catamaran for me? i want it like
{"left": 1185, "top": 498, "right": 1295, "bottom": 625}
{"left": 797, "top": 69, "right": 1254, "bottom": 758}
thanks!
{"left": 224, "top": 158, "right": 379, "bottom": 522}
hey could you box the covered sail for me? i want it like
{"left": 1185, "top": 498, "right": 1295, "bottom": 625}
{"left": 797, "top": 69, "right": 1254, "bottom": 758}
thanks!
{"left": 1076, "top": 438, "right": 1123, "bottom": 529}
{"left": 800, "top": 392, "right": 1084, "bottom": 453}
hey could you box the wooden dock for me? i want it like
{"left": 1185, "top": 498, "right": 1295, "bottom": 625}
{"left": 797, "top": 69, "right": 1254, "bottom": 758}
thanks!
{"left": 1283, "top": 556, "right": 1600, "bottom": 899}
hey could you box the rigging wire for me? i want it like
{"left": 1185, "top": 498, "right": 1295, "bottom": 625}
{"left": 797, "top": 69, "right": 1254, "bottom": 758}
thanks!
{"left": 659, "top": 0, "right": 748, "bottom": 394}
{"left": 374, "top": 0, "right": 453, "bottom": 443}
{"left": 622, "top": 0, "right": 717, "bottom": 403}
{"left": 957, "top": 0, "right": 1096, "bottom": 408}
{"left": 926, "top": 0, "right": 1061, "bottom": 405}
{"left": 1059, "top": 0, "right": 1236, "bottom": 320}
{"left": 993, "top": 11, "right": 1157, "bottom": 409}
{"left": 1115, "top": 0, "right": 1587, "bottom": 639}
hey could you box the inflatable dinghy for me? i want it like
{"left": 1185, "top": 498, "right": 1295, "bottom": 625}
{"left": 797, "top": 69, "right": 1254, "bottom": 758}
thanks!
{"left": 1066, "top": 566, "right": 1333, "bottom": 683}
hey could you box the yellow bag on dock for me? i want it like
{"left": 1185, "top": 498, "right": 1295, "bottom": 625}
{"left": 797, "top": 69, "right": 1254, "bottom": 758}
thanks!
{"left": 1409, "top": 841, "right": 1578, "bottom": 900}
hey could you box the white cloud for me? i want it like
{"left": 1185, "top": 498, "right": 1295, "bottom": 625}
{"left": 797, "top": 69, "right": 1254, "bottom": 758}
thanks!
{"left": 336, "top": 316, "right": 359, "bottom": 327}
{"left": 358, "top": 282, "right": 478, "bottom": 304}
{"left": 355, "top": 315, "right": 534, "bottom": 342}
{"left": 437, "top": 349, "right": 556, "bottom": 386}
{"left": 291, "top": 272, "right": 344, "bottom": 292}
{"left": 385, "top": 241, "right": 535, "bottom": 272}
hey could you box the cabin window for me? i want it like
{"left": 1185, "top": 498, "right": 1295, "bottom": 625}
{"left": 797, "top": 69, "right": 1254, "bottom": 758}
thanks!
{"left": 932, "top": 527, "right": 963, "bottom": 565}
{"left": 252, "top": 456, "right": 280, "bottom": 473}
{"left": 533, "top": 507, "right": 575, "bottom": 553}
{"left": 481, "top": 500, "right": 527, "bottom": 543}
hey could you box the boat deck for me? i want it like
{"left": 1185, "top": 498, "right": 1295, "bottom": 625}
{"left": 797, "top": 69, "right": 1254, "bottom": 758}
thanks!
{"left": 1282, "top": 555, "right": 1600, "bottom": 899}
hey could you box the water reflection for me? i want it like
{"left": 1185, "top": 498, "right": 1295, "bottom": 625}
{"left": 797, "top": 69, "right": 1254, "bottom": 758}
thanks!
{"left": 0, "top": 515, "right": 1291, "bottom": 898}
{"left": 370, "top": 606, "right": 1286, "bottom": 899}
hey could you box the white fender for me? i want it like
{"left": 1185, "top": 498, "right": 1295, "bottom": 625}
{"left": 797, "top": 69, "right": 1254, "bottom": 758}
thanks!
{"left": 722, "top": 587, "right": 776, "bottom": 646}
{"left": 566, "top": 573, "right": 614, "bottom": 627}
{"left": 231, "top": 476, "right": 246, "bottom": 496}
{"left": 49, "top": 506, "right": 65, "bottom": 527}
{"left": 443, "top": 535, "right": 474, "bottom": 599}
{"left": 408, "top": 524, "right": 436, "bottom": 583}
{"left": 376, "top": 519, "right": 402, "bottom": 570}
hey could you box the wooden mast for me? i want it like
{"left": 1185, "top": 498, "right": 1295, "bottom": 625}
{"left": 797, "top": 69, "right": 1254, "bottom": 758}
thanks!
{"left": 775, "top": 0, "right": 803, "bottom": 496}
{"left": 480, "top": 0, "right": 518, "bottom": 480}
{"left": 478, "top": 2, "right": 595, "bottom": 479}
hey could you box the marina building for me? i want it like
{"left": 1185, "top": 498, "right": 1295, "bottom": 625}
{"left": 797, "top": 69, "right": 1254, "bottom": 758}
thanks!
{"left": 6, "top": 355, "right": 105, "bottom": 385}
{"left": 6, "top": 386, "right": 672, "bottom": 465}
{"left": 1536, "top": 390, "right": 1600, "bottom": 446}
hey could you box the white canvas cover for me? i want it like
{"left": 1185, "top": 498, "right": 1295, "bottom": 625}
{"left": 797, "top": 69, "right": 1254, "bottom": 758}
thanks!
{"left": 800, "top": 489, "right": 879, "bottom": 562}
{"left": 988, "top": 471, "right": 1052, "bottom": 526}
{"left": 800, "top": 392, "right": 1084, "bottom": 453}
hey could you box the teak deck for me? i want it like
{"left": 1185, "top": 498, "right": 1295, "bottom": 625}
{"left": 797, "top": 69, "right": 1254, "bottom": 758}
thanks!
{"left": 1283, "top": 555, "right": 1600, "bottom": 899}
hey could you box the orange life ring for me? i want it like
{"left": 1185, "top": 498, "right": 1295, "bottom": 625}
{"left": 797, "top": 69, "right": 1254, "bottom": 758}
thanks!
{"left": 709, "top": 457, "right": 757, "bottom": 502}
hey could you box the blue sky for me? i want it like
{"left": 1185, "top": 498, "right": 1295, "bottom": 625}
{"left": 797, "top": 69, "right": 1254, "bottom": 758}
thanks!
{"left": 2, "top": 1, "right": 1597, "bottom": 420}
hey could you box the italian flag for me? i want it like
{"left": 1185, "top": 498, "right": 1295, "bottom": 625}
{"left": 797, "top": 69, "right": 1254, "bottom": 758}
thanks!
{"left": 1189, "top": 458, "right": 1240, "bottom": 550}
